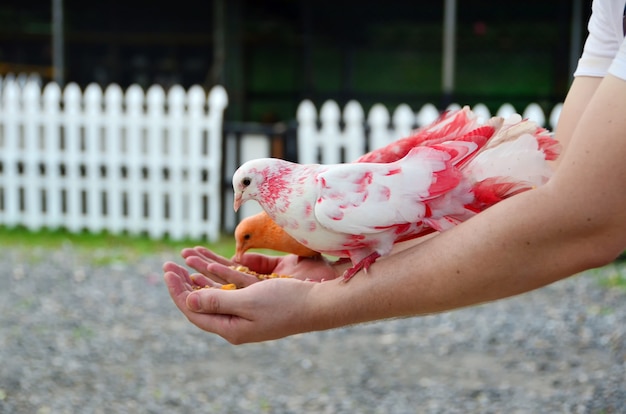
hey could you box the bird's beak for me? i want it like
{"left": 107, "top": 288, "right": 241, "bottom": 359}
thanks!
{"left": 234, "top": 194, "right": 242, "bottom": 212}
{"left": 233, "top": 248, "right": 243, "bottom": 263}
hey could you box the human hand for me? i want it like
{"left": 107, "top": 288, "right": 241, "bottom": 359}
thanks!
{"left": 162, "top": 247, "right": 347, "bottom": 343}
{"left": 181, "top": 246, "right": 341, "bottom": 288}
{"left": 163, "top": 261, "right": 325, "bottom": 343}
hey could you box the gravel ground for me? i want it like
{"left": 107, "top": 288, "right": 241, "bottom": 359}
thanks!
{"left": 0, "top": 244, "right": 625, "bottom": 414}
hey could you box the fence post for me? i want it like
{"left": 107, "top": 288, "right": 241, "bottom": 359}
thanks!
{"left": 369, "top": 103, "right": 415, "bottom": 151}
{"left": 471, "top": 103, "right": 491, "bottom": 124}
{"left": 146, "top": 84, "right": 169, "bottom": 238}
{"left": 204, "top": 85, "right": 228, "bottom": 241}
{"left": 124, "top": 84, "right": 145, "bottom": 235}
{"left": 103, "top": 84, "right": 124, "bottom": 235}
{"left": 1, "top": 81, "right": 20, "bottom": 227}
{"left": 343, "top": 100, "right": 365, "bottom": 162}
{"left": 496, "top": 103, "right": 516, "bottom": 120}
{"left": 84, "top": 83, "right": 104, "bottom": 233}
{"left": 62, "top": 83, "right": 83, "bottom": 232}
{"left": 186, "top": 85, "right": 206, "bottom": 240}
{"left": 296, "top": 100, "right": 318, "bottom": 164}
{"left": 416, "top": 103, "right": 440, "bottom": 127}
{"left": 164, "top": 85, "right": 187, "bottom": 240}
{"left": 41, "top": 82, "right": 63, "bottom": 229}
{"left": 319, "top": 100, "right": 342, "bottom": 164}
{"left": 391, "top": 104, "right": 415, "bottom": 142}
{"left": 549, "top": 103, "right": 563, "bottom": 131}
{"left": 23, "top": 80, "right": 43, "bottom": 230}
{"left": 368, "top": 103, "right": 390, "bottom": 151}
{"left": 522, "top": 103, "right": 546, "bottom": 126}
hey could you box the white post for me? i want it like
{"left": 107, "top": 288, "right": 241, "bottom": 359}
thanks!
{"left": 1, "top": 81, "right": 20, "bottom": 227}
{"left": 62, "top": 83, "right": 83, "bottom": 232}
{"left": 204, "top": 85, "right": 228, "bottom": 241}
{"left": 343, "top": 100, "right": 365, "bottom": 162}
{"left": 103, "top": 84, "right": 124, "bottom": 234}
{"left": 185, "top": 86, "right": 206, "bottom": 240}
{"left": 42, "top": 82, "right": 63, "bottom": 229}
{"left": 124, "top": 84, "right": 145, "bottom": 235}
{"left": 296, "top": 100, "right": 318, "bottom": 164}
{"left": 522, "top": 103, "right": 546, "bottom": 127}
{"left": 166, "top": 86, "right": 187, "bottom": 240}
{"left": 391, "top": 104, "right": 416, "bottom": 142}
{"left": 416, "top": 103, "right": 440, "bottom": 127}
{"left": 84, "top": 83, "right": 104, "bottom": 233}
{"left": 23, "top": 81, "right": 43, "bottom": 230}
{"left": 146, "top": 84, "right": 168, "bottom": 238}
{"left": 368, "top": 104, "right": 391, "bottom": 151}
{"left": 319, "top": 100, "right": 342, "bottom": 164}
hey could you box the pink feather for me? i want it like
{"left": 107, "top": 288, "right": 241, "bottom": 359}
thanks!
{"left": 232, "top": 106, "right": 560, "bottom": 282}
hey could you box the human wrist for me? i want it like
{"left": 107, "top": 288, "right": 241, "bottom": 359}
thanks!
{"left": 302, "top": 278, "right": 354, "bottom": 332}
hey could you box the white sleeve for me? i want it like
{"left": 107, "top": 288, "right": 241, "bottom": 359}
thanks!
{"left": 608, "top": 38, "right": 626, "bottom": 80}
{"left": 574, "top": 0, "right": 626, "bottom": 78}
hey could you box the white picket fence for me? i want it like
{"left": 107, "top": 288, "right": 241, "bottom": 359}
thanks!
{"left": 0, "top": 74, "right": 564, "bottom": 240}
{"left": 297, "top": 99, "right": 563, "bottom": 164}
{"left": 0, "top": 77, "right": 228, "bottom": 241}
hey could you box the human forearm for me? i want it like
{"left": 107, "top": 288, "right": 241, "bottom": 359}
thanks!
{"left": 168, "top": 167, "right": 621, "bottom": 344}
{"left": 308, "top": 76, "right": 626, "bottom": 330}
{"left": 308, "top": 184, "right": 616, "bottom": 331}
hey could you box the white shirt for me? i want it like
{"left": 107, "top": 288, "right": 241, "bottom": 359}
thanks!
{"left": 574, "top": 0, "right": 626, "bottom": 80}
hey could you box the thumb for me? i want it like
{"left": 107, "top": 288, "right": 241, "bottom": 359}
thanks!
{"left": 184, "top": 288, "right": 257, "bottom": 345}
{"left": 187, "top": 289, "right": 242, "bottom": 316}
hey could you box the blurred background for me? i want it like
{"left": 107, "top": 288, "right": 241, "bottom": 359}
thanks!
{"left": 1, "top": 0, "right": 590, "bottom": 122}
{"left": 2, "top": 3, "right": 626, "bottom": 413}
{"left": 0, "top": 0, "right": 593, "bottom": 237}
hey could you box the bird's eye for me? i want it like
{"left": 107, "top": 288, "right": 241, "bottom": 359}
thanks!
{"left": 242, "top": 178, "right": 251, "bottom": 187}
{"left": 243, "top": 234, "right": 251, "bottom": 240}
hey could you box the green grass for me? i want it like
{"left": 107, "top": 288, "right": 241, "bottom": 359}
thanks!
{"left": 0, "top": 225, "right": 237, "bottom": 262}
{"left": 589, "top": 254, "right": 626, "bottom": 291}
{"left": 595, "top": 262, "right": 626, "bottom": 291}
{"left": 4, "top": 226, "right": 625, "bottom": 293}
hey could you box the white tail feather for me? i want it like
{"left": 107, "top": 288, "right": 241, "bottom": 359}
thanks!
{"left": 464, "top": 134, "right": 552, "bottom": 186}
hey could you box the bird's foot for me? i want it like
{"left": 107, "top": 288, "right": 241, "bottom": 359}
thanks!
{"left": 341, "top": 252, "right": 381, "bottom": 283}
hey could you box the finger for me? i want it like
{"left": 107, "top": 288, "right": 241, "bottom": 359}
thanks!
{"left": 192, "top": 246, "right": 233, "bottom": 266}
{"left": 184, "top": 254, "right": 211, "bottom": 272}
{"left": 164, "top": 270, "right": 192, "bottom": 309}
{"left": 164, "top": 269, "right": 221, "bottom": 312}
{"left": 185, "top": 288, "right": 259, "bottom": 342}
{"left": 162, "top": 261, "right": 194, "bottom": 286}
{"left": 181, "top": 246, "right": 211, "bottom": 262}
{"left": 186, "top": 287, "right": 252, "bottom": 319}
{"left": 206, "top": 262, "right": 260, "bottom": 288}
{"left": 185, "top": 256, "right": 229, "bottom": 284}
{"left": 165, "top": 271, "right": 252, "bottom": 341}
{"left": 190, "top": 272, "right": 222, "bottom": 288}
{"left": 236, "top": 253, "right": 282, "bottom": 275}
{"left": 181, "top": 247, "right": 201, "bottom": 259}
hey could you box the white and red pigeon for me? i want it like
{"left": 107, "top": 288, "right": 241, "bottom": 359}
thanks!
{"left": 233, "top": 107, "right": 485, "bottom": 259}
{"left": 232, "top": 106, "right": 560, "bottom": 281}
